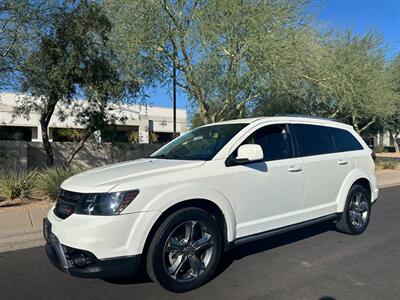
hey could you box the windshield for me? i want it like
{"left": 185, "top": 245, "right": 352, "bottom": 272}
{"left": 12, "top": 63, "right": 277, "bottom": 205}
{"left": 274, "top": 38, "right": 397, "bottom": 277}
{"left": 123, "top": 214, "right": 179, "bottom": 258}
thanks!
{"left": 151, "top": 124, "right": 248, "bottom": 161}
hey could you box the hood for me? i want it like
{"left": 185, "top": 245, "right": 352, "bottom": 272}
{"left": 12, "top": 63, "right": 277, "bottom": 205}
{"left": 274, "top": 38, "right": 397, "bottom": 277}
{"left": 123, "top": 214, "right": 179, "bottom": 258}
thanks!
{"left": 61, "top": 158, "right": 205, "bottom": 193}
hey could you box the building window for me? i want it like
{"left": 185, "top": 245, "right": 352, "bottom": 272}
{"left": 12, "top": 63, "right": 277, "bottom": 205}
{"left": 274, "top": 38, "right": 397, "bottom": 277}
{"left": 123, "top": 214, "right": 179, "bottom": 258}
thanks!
{"left": 101, "top": 125, "right": 139, "bottom": 143}
{"left": 154, "top": 132, "right": 179, "bottom": 143}
{"left": 0, "top": 126, "right": 33, "bottom": 141}
{"left": 52, "top": 128, "right": 85, "bottom": 142}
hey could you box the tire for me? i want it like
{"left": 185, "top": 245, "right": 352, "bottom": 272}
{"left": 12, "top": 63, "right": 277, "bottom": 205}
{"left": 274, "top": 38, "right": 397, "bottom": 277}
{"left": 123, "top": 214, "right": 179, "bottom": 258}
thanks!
{"left": 146, "top": 207, "right": 223, "bottom": 292}
{"left": 336, "top": 184, "right": 371, "bottom": 235}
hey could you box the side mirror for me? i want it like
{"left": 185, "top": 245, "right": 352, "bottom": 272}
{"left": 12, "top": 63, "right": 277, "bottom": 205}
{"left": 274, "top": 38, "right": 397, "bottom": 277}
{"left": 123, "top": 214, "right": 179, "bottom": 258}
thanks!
{"left": 235, "top": 144, "right": 264, "bottom": 164}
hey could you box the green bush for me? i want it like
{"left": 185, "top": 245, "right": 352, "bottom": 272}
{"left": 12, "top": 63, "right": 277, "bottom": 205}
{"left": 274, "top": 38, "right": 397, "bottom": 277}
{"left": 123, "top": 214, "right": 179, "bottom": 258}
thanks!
{"left": 374, "top": 145, "right": 385, "bottom": 153}
{"left": 0, "top": 170, "right": 37, "bottom": 203}
{"left": 33, "top": 167, "right": 78, "bottom": 200}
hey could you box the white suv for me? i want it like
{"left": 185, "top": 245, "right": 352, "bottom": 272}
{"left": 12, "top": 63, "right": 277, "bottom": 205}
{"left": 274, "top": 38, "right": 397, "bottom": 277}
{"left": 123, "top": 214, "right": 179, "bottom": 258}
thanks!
{"left": 44, "top": 116, "right": 378, "bottom": 292}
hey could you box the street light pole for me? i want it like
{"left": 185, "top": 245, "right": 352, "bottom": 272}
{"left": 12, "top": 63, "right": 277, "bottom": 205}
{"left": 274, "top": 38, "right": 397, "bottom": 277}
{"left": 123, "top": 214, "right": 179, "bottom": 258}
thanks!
{"left": 172, "top": 42, "right": 177, "bottom": 139}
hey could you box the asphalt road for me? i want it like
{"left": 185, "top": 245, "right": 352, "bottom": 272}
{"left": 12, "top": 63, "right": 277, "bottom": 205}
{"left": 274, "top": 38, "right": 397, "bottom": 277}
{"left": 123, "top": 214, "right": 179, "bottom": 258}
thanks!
{"left": 1, "top": 187, "right": 399, "bottom": 300}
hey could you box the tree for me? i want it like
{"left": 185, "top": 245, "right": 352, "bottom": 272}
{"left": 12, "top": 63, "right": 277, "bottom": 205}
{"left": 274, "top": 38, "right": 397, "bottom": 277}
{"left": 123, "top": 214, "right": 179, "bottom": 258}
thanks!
{"left": 320, "top": 31, "right": 397, "bottom": 133}
{"left": 375, "top": 54, "right": 400, "bottom": 152}
{"left": 63, "top": 72, "right": 138, "bottom": 166}
{"left": 108, "top": 0, "right": 398, "bottom": 134}
{"left": 106, "top": 0, "right": 314, "bottom": 124}
{"left": 252, "top": 28, "right": 330, "bottom": 117}
{"left": 255, "top": 30, "right": 398, "bottom": 134}
{"left": 0, "top": 0, "right": 50, "bottom": 89}
{"left": 14, "top": 0, "right": 139, "bottom": 167}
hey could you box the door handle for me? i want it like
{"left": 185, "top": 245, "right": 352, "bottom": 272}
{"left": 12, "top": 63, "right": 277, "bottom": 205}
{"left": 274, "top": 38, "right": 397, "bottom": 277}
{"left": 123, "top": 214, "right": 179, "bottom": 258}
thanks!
{"left": 288, "top": 165, "right": 302, "bottom": 172}
{"left": 338, "top": 159, "right": 348, "bottom": 165}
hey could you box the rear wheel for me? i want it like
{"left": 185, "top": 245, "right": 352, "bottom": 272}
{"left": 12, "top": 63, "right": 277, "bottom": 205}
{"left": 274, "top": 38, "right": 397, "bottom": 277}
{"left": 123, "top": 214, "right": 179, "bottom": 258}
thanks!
{"left": 336, "top": 184, "right": 371, "bottom": 235}
{"left": 146, "top": 207, "right": 222, "bottom": 292}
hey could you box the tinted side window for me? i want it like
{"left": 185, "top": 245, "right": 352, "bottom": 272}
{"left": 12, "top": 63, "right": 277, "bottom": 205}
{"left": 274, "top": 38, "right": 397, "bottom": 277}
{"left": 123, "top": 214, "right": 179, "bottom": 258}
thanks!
{"left": 329, "top": 127, "right": 363, "bottom": 152}
{"left": 242, "top": 124, "right": 293, "bottom": 161}
{"left": 293, "top": 124, "right": 335, "bottom": 157}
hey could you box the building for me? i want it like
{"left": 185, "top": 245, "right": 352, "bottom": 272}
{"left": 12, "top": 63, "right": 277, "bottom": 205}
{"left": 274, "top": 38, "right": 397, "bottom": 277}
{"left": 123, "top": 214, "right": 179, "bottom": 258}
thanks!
{"left": 375, "top": 131, "right": 400, "bottom": 151}
{"left": 0, "top": 92, "right": 187, "bottom": 143}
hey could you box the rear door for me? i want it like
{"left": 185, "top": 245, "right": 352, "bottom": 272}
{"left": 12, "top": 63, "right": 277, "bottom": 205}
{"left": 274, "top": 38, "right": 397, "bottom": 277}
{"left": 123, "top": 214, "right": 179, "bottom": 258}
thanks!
{"left": 291, "top": 123, "right": 350, "bottom": 219}
{"left": 328, "top": 126, "right": 365, "bottom": 167}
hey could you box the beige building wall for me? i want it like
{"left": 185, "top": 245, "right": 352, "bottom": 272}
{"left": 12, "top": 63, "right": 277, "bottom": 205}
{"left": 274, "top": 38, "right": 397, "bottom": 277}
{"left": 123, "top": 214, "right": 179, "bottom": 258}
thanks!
{"left": 0, "top": 92, "right": 187, "bottom": 143}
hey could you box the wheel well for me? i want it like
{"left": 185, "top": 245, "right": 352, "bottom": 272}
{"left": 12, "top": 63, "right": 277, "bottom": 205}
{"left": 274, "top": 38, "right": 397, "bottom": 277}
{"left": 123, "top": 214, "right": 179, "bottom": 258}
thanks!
{"left": 353, "top": 178, "right": 372, "bottom": 200}
{"left": 142, "top": 199, "right": 228, "bottom": 259}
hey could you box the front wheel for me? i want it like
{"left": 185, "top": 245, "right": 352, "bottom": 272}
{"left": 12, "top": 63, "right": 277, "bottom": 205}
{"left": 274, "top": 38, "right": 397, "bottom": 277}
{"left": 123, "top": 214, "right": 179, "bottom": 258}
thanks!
{"left": 146, "top": 207, "right": 222, "bottom": 292}
{"left": 336, "top": 184, "right": 371, "bottom": 235}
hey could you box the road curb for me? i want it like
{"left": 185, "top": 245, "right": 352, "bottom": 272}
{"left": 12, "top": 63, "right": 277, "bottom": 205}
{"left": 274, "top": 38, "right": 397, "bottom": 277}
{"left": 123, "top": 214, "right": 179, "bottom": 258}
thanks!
{"left": 379, "top": 183, "right": 400, "bottom": 189}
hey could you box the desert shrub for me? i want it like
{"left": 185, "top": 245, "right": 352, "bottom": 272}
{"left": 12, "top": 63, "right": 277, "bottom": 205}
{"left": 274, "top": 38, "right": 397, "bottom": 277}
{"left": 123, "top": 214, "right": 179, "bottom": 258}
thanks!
{"left": 150, "top": 132, "right": 158, "bottom": 143}
{"left": 376, "top": 158, "right": 399, "bottom": 170}
{"left": 381, "top": 160, "right": 398, "bottom": 170}
{"left": 33, "top": 167, "right": 78, "bottom": 200}
{"left": 0, "top": 145, "right": 7, "bottom": 164}
{"left": 0, "top": 170, "right": 37, "bottom": 202}
{"left": 374, "top": 145, "right": 385, "bottom": 153}
{"left": 128, "top": 131, "right": 139, "bottom": 143}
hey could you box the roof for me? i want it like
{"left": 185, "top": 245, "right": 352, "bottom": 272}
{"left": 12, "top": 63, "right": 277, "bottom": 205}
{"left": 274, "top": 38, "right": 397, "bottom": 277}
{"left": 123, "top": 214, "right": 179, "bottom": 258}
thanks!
{"left": 206, "top": 117, "right": 262, "bottom": 125}
{"left": 205, "top": 115, "right": 353, "bottom": 130}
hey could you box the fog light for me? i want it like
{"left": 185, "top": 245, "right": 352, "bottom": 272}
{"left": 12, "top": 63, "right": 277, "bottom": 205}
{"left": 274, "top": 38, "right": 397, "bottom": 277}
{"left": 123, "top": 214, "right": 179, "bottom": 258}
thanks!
{"left": 63, "top": 245, "right": 97, "bottom": 268}
{"left": 71, "top": 253, "right": 87, "bottom": 268}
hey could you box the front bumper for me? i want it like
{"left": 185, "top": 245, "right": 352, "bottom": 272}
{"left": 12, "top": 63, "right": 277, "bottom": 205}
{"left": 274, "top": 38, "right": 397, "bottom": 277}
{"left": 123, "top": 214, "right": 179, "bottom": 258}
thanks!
{"left": 46, "top": 206, "right": 158, "bottom": 259}
{"left": 44, "top": 218, "right": 142, "bottom": 278}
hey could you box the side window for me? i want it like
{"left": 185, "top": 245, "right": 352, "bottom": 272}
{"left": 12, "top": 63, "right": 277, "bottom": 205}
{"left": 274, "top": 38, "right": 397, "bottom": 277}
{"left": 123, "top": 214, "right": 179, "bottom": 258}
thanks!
{"left": 292, "top": 124, "right": 335, "bottom": 157}
{"left": 242, "top": 124, "right": 294, "bottom": 161}
{"left": 329, "top": 127, "right": 364, "bottom": 152}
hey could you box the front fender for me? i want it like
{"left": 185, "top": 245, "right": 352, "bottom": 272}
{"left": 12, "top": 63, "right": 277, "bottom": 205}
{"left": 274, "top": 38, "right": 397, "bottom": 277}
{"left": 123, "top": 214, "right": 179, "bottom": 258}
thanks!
{"left": 128, "top": 183, "right": 237, "bottom": 255}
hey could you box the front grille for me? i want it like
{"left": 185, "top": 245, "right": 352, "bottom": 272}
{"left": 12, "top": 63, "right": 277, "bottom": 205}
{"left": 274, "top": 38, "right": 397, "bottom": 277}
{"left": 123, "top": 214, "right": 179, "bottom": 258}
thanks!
{"left": 54, "top": 189, "right": 83, "bottom": 219}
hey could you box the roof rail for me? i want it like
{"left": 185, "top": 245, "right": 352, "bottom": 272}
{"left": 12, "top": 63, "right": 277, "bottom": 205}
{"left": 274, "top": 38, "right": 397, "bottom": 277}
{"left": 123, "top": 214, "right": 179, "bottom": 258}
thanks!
{"left": 273, "top": 113, "right": 344, "bottom": 124}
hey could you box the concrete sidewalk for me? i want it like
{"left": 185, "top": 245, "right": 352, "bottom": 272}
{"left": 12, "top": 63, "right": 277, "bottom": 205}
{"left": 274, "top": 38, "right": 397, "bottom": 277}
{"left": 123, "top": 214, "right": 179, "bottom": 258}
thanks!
{"left": 0, "top": 169, "right": 399, "bottom": 253}
{"left": 0, "top": 204, "right": 50, "bottom": 253}
{"left": 376, "top": 169, "right": 400, "bottom": 188}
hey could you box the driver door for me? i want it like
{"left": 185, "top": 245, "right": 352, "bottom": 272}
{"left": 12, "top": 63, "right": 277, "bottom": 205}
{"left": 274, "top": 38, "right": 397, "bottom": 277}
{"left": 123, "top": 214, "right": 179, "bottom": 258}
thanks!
{"left": 229, "top": 123, "right": 305, "bottom": 238}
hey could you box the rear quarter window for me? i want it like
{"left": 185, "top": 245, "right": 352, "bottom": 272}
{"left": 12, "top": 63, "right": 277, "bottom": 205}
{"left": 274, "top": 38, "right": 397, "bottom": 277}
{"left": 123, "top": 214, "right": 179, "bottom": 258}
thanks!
{"left": 329, "top": 127, "right": 364, "bottom": 152}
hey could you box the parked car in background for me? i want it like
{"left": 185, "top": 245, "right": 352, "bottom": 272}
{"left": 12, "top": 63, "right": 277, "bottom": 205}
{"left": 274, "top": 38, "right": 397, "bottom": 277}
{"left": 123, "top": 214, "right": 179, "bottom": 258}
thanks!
{"left": 44, "top": 115, "right": 378, "bottom": 292}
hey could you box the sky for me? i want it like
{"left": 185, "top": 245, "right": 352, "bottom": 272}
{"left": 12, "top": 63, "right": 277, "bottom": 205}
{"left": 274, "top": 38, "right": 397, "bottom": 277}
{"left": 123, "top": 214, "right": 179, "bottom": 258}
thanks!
{"left": 149, "top": 0, "right": 400, "bottom": 110}
{"left": 318, "top": 0, "right": 400, "bottom": 57}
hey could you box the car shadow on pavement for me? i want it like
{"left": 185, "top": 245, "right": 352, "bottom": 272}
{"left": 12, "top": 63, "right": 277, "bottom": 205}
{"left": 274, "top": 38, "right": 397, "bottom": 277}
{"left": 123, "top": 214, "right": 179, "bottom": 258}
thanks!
{"left": 102, "top": 271, "right": 151, "bottom": 285}
{"left": 214, "top": 221, "right": 335, "bottom": 278}
{"left": 103, "top": 221, "right": 335, "bottom": 286}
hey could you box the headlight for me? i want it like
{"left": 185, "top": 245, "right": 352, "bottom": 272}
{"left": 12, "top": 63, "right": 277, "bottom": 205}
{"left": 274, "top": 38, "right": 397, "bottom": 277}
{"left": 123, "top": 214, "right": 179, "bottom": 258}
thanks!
{"left": 75, "top": 190, "right": 139, "bottom": 216}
